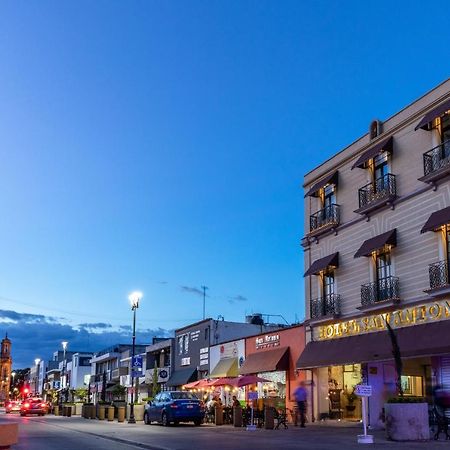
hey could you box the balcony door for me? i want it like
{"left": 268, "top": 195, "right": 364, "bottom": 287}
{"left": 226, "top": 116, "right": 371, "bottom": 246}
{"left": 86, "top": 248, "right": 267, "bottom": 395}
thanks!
{"left": 441, "top": 114, "right": 450, "bottom": 158}
{"left": 322, "top": 270, "right": 335, "bottom": 315}
{"left": 376, "top": 251, "right": 392, "bottom": 301}
{"left": 321, "top": 184, "right": 336, "bottom": 221}
{"left": 374, "top": 153, "right": 389, "bottom": 194}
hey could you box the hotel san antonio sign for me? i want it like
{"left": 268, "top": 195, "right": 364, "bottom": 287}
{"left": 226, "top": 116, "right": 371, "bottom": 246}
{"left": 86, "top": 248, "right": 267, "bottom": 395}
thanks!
{"left": 316, "top": 299, "right": 450, "bottom": 341}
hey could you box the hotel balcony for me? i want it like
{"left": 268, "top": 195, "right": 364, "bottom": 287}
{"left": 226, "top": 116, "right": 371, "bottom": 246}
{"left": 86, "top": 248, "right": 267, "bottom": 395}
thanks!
{"left": 419, "top": 140, "right": 450, "bottom": 184}
{"left": 309, "top": 204, "right": 340, "bottom": 236}
{"left": 361, "top": 276, "right": 400, "bottom": 307}
{"left": 426, "top": 260, "right": 450, "bottom": 297}
{"left": 310, "top": 294, "right": 341, "bottom": 320}
{"left": 355, "top": 173, "right": 397, "bottom": 215}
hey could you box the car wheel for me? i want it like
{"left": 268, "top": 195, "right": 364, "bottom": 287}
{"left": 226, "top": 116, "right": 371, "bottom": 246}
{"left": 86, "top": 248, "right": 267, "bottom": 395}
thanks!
{"left": 173, "top": 420, "right": 179, "bottom": 426}
{"left": 20, "top": 413, "right": 26, "bottom": 417}
{"left": 161, "top": 412, "right": 170, "bottom": 427}
{"left": 193, "top": 418, "right": 202, "bottom": 426}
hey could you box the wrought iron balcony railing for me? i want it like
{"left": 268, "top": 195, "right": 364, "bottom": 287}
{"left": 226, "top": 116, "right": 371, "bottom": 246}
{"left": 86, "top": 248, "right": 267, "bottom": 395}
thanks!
{"left": 309, "top": 204, "right": 340, "bottom": 233}
{"left": 310, "top": 294, "right": 341, "bottom": 319}
{"left": 358, "top": 173, "right": 396, "bottom": 210}
{"left": 429, "top": 260, "right": 450, "bottom": 290}
{"left": 361, "top": 276, "right": 399, "bottom": 306}
{"left": 423, "top": 140, "right": 450, "bottom": 177}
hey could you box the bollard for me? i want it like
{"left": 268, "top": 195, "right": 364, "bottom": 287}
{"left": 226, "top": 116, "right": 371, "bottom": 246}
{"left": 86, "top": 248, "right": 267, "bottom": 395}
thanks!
{"left": 107, "top": 406, "right": 115, "bottom": 421}
{"left": 264, "top": 407, "right": 274, "bottom": 430}
{"left": 89, "top": 405, "right": 96, "bottom": 419}
{"left": 54, "top": 405, "right": 60, "bottom": 416}
{"left": 98, "top": 405, "right": 105, "bottom": 420}
{"left": 233, "top": 406, "right": 243, "bottom": 427}
{"left": 0, "top": 423, "right": 19, "bottom": 449}
{"left": 67, "top": 406, "right": 72, "bottom": 417}
{"left": 214, "top": 405, "right": 224, "bottom": 426}
{"left": 117, "top": 406, "right": 125, "bottom": 423}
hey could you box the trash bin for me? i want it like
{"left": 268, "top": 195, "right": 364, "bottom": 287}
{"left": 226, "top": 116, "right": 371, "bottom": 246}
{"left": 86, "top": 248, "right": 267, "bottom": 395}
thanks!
{"left": 233, "top": 406, "right": 243, "bottom": 427}
{"left": 214, "top": 405, "right": 223, "bottom": 426}
{"left": 264, "top": 407, "right": 274, "bottom": 430}
{"left": 107, "top": 406, "right": 115, "bottom": 421}
{"left": 117, "top": 406, "right": 125, "bottom": 423}
{"left": 67, "top": 406, "right": 72, "bottom": 417}
{"left": 98, "top": 405, "right": 105, "bottom": 420}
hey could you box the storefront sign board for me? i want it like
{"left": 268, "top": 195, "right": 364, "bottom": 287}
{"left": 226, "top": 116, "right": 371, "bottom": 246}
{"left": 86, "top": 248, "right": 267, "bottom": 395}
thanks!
{"left": 316, "top": 299, "right": 450, "bottom": 341}
{"left": 355, "top": 385, "right": 372, "bottom": 397}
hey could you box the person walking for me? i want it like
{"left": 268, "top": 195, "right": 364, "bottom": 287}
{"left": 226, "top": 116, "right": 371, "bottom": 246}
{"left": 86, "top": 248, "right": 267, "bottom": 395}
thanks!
{"left": 293, "top": 380, "right": 307, "bottom": 427}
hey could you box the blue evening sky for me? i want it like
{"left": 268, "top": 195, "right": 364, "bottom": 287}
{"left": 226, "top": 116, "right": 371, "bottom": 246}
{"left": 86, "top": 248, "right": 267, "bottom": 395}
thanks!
{"left": 1, "top": 1, "right": 449, "bottom": 366}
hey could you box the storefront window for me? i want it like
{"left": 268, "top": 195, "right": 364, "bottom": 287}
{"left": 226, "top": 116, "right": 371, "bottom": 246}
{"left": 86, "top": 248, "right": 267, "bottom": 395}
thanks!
{"left": 401, "top": 375, "right": 423, "bottom": 396}
{"left": 257, "top": 371, "right": 286, "bottom": 400}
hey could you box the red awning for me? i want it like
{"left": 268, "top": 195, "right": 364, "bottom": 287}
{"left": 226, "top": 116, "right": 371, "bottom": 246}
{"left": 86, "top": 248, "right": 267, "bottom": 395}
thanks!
{"left": 239, "top": 347, "right": 289, "bottom": 374}
{"left": 421, "top": 206, "right": 450, "bottom": 233}
{"left": 304, "top": 252, "right": 339, "bottom": 276}
{"left": 297, "top": 320, "right": 450, "bottom": 369}
{"left": 304, "top": 171, "right": 339, "bottom": 197}
{"left": 351, "top": 136, "right": 393, "bottom": 170}
{"left": 354, "top": 229, "right": 397, "bottom": 258}
{"left": 415, "top": 98, "right": 450, "bottom": 131}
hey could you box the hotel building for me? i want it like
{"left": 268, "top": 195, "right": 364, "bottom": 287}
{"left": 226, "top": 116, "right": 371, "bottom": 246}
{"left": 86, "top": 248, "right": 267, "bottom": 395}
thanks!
{"left": 298, "top": 79, "right": 450, "bottom": 427}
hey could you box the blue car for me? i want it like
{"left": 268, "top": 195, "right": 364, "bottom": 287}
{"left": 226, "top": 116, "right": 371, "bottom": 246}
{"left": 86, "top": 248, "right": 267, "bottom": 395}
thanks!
{"left": 144, "top": 391, "right": 205, "bottom": 426}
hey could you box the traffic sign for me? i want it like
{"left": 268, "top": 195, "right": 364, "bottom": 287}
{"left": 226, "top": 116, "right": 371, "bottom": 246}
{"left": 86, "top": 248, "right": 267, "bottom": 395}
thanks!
{"left": 355, "top": 385, "right": 372, "bottom": 397}
{"left": 132, "top": 355, "right": 143, "bottom": 369}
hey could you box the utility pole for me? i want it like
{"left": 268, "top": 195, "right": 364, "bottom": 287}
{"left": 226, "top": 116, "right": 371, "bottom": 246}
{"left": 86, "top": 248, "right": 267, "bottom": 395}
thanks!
{"left": 201, "top": 286, "right": 208, "bottom": 319}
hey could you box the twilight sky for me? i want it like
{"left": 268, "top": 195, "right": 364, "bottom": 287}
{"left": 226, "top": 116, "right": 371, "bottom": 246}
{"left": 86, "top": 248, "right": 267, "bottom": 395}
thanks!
{"left": 0, "top": 0, "right": 449, "bottom": 367}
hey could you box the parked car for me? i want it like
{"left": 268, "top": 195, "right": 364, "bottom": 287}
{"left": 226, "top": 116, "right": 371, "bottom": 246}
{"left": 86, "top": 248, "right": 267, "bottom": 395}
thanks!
{"left": 20, "top": 398, "right": 49, "bottom": 416}
{"left": 5, "top": 401, "right": 21, "bottom": 414}
{"left": 144, "top": 391, "right": 205, "bottom": 426}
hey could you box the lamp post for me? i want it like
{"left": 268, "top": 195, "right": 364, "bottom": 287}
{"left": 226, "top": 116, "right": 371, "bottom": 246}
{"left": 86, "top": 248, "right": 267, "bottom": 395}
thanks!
{"left": 61, "top": 341, "right": 68, "bottom": 404}
{"left": 128, "top": 291, "right": 142, "bottom": 424}
{"left": 34, "top": 359, "right": 41, "bottom": 395}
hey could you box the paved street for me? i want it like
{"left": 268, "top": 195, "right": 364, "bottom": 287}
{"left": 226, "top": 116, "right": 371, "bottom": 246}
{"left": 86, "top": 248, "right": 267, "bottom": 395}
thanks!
{"left": 1, "top": 411, "right": 449, "bottom": 450}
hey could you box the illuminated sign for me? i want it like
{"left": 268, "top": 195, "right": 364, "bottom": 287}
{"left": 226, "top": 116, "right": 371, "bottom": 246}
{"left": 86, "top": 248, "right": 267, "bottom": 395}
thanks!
{"left": 256, "top": 334, "right": 280, "bottom": 349}
{"left": 316, "top": 299, "right": 450, "bottom": 341}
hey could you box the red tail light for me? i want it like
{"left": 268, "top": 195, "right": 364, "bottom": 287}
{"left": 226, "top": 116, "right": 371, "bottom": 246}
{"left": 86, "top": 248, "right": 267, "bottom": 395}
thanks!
{"left": 41, "top": 403, "right": 47, "bottom": 408}
{"left": 199, "top": 401, "right": 205, "bottom": 409}
{"left": 7, "top": 403, "right": 12, "bottom": 408}
{"left": 23, "top": 403, "right": 30, "bottom": 408}
{"left": 170, "top": 404, "right": 178, "bottom": 409}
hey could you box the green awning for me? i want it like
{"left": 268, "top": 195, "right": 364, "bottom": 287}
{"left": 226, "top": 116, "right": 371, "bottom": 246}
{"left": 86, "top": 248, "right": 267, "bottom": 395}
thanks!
{"left": 209, "top": 358, "right": 239, "bottom": 378}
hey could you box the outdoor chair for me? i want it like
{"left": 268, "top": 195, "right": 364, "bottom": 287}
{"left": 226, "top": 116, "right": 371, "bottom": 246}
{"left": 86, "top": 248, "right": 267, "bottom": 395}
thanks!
{"left": 274, "top": 408, "right": 288, "bottom": 429}
{"left": 328, "top": 389, "right": 343, "bottom": 420}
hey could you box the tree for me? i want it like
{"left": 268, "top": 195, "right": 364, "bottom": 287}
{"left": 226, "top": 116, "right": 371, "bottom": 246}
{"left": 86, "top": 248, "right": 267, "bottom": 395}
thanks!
{"left": 111, "top": 384, "right": 126, "bottom": 400}
{"left": 385, "top": 320, "right": 404, "bottom": 397}
{"left": 71, "top": 388, "right": 88, "bottom": 402}
{"left": 152, "top": 362, "right": 160, "bottom": 399}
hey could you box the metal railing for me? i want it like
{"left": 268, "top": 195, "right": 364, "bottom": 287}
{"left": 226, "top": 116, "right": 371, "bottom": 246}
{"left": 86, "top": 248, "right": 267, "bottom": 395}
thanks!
{"left": 358, "top": 173, "right": 396, "bottom": 210}
{"left": 429, "top": 260, "right": 449, "bottom": 290}
{"left": 423, "top": 140, "right": 450, "bottom": 177}
{"left": 310, "top": 204, "right": 340, "bottom": 233}
{"left": 361, "top": 276, "right": 399, "bottom": 306}
{"left": 310, "top": 294, "right": 341, "bottom": 319}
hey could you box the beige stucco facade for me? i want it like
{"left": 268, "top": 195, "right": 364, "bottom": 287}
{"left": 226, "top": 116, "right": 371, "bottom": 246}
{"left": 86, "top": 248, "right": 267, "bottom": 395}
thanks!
{"left": 300, "top": 78, "right": 450, "bottom": 427}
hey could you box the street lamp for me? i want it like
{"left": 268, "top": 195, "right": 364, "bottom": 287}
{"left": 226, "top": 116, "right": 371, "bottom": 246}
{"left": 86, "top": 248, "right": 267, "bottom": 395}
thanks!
{"left": 128, "top": 291, "right": 142, "bottom": 424}
{"left": 61, "top": 341, "right": 68, "bottom": 404}
{"left": 34, "top": 359, "right": 41, "bottom": 395}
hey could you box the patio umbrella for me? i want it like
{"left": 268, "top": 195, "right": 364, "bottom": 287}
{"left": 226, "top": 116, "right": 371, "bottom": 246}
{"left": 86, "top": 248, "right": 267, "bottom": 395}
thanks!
{"left": 212, "top": 375, "right": 270, "bottom": 388}
{"left": 183, "top": 379, "right": 214, "bottom": 389}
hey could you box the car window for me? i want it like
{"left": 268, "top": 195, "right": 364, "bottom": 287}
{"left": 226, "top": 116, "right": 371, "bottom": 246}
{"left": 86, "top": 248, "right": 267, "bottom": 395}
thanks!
{"left": 170, "top": 392, "right": 196, "bottom": 400}
{"left": 154, "top": 394, "right": 161, "bottom": 402}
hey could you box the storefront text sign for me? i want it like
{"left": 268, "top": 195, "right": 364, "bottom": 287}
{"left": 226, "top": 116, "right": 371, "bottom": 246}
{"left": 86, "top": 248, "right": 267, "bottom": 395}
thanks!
{"left": 255, "top": 333, "right": 280, "bottom": 349}
{"left": 317, "top": 299, "right": 450, "bottom": 340}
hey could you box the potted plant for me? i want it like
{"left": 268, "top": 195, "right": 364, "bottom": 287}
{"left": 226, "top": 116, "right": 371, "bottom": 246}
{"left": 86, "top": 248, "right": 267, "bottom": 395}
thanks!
{"left": 383, "top": 321, "right": 429, "bottom": 441}
{"left": 344, "top": 387, "right": 357, "bottom": 415}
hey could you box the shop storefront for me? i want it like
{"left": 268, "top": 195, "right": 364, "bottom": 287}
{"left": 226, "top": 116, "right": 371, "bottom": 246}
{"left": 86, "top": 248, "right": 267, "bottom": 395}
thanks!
{"left": 242, "top": 325, "right": 305, "bottom": 412}
{"left": 298, "top": 299, "right": 450, "bottom": 428}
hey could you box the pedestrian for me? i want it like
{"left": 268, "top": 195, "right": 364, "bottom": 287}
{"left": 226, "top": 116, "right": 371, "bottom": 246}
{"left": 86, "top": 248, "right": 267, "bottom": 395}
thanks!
{"left": 293, "top": 380, "right": 307, "bottom": 427}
